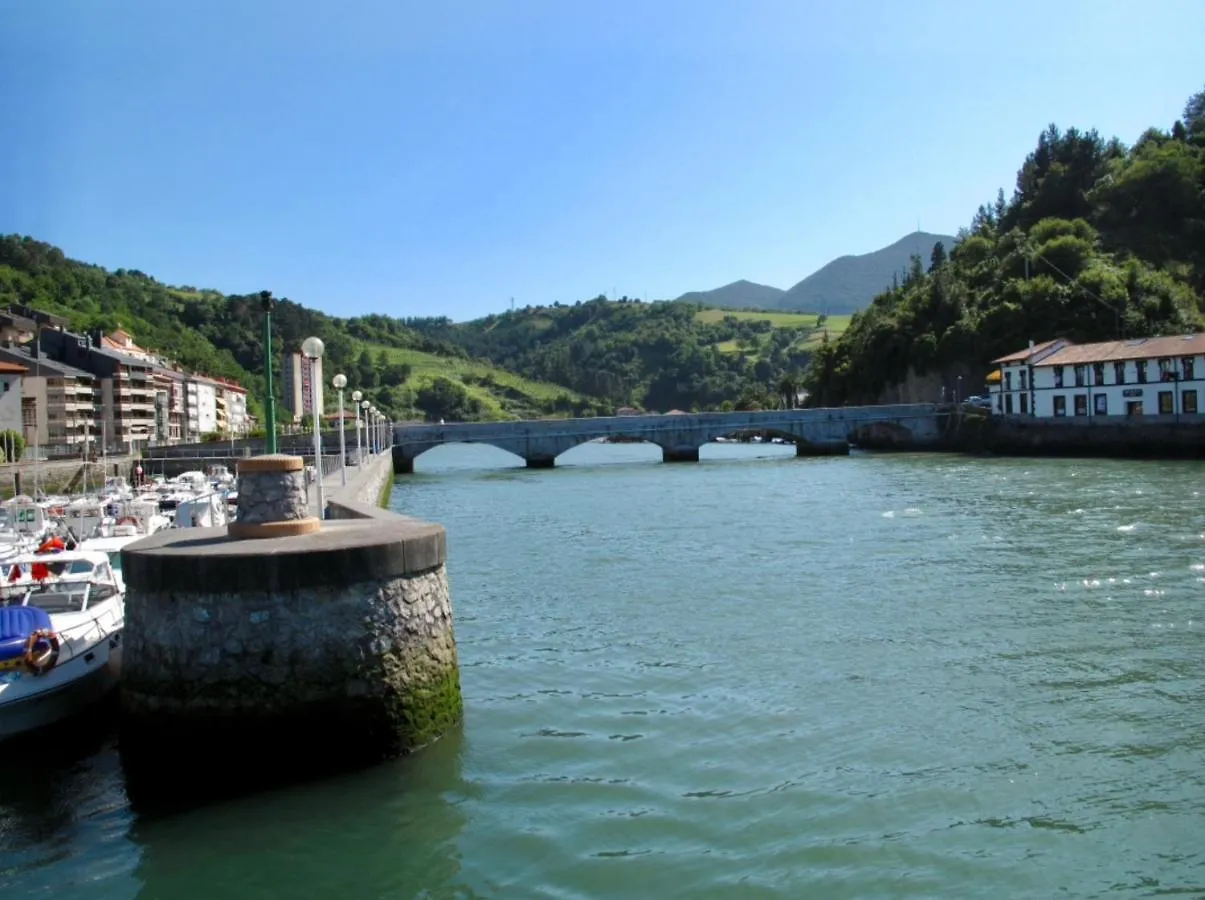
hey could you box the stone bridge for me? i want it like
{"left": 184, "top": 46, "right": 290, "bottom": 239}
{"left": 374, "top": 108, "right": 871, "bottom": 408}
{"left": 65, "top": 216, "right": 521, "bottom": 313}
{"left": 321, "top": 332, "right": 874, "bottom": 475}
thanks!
{"left": 391, "top": 404, "right": 944, "bottom": 472}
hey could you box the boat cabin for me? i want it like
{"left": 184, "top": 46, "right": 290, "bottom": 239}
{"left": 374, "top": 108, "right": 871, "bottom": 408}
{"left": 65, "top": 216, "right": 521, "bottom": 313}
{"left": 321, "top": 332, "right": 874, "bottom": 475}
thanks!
{"left": 0, "top": 552, "right": 121, "bottom": 614}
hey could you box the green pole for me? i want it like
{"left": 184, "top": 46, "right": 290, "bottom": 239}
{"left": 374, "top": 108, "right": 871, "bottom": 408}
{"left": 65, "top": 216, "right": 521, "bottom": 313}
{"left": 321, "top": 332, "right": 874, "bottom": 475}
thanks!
{"left": 261, "top": 291, "right": 278, "bottom": 454}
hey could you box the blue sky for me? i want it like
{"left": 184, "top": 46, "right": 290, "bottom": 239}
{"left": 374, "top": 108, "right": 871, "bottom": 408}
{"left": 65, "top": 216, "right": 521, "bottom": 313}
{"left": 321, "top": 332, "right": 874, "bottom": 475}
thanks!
{"left": 2, "top": 0, "right": 1202, "bottom": 321}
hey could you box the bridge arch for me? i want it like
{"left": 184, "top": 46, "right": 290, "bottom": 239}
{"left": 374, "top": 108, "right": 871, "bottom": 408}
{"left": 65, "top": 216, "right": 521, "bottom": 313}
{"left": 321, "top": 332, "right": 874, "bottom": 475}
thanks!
{"left": 696, "top": 423, "right": 852, "bottom": 457}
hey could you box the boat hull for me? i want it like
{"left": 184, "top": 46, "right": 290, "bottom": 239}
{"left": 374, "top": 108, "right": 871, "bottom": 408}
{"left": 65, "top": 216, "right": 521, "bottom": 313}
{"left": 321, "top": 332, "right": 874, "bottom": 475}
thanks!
{"left": 0, "top": 632, "right": 122, "bottom": 742}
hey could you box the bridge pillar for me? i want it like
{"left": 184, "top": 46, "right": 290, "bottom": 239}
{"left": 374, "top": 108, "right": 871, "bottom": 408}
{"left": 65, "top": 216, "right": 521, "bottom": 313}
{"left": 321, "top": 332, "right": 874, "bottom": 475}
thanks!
{"left": 662, "top": 446, "right": 700, "bottom": 464}
{"left": 526, "top": 457, "right": 556, "bottom": 469}
{"left": 392, "top": 446, "right": 414, "bottom": 475}
{"left": 795, "top": 440, "right": 850, "bottom": 457}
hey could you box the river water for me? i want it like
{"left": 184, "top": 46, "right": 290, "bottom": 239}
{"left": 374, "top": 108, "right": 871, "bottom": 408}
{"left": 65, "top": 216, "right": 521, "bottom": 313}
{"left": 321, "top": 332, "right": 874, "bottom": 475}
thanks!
{"left": 2, "top": 442, "right": 1204, "bottom": 898}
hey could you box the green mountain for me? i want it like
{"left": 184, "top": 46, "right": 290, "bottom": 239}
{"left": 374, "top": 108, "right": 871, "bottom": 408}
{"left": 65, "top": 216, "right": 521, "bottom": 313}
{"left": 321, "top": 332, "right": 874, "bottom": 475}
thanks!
{"left": 401, "top": 298, "right": 818, "bottom": 413}
{"left": 779, "top": 231, "right": 956, "bottom": 314}
{"left": 806, "top": 86, "right": 1205, "bottom": 406}
{"left": 0, "top": 236, "right": 595, "bottom": 425}
{"left": 674, "top": 279, "right": 785, "bottom": 310}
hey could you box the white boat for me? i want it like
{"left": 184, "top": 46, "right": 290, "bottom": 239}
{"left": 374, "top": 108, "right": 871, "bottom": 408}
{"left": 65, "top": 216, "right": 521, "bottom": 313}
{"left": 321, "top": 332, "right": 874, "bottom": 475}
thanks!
{"left": 0, "top": 550, "right": 124, "bottom": 742}
{"left": 174, "top": 491, "right": 230, "bottom": 528}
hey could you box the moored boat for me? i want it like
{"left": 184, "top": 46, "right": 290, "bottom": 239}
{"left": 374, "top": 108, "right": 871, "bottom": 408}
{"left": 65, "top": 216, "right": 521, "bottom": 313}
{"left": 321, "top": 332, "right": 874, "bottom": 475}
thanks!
{"left": 0, "top": 550, "right": 124, "bottom": 741}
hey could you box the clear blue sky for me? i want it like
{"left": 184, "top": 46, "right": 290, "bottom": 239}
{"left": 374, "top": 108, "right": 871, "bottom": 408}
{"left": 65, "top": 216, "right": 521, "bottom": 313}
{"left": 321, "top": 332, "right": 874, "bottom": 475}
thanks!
{"left": 2, "top": 0, "right": 1202, "bottom": 321}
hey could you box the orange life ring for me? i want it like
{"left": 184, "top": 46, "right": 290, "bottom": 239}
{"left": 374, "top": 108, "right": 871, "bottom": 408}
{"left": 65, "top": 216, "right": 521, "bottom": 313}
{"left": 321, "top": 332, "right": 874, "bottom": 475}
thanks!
{"left": 117, "top": 516, "right": 138, "bottom": 527}
{"left": 24, "top": 629, "right": 60, "bottom": 676}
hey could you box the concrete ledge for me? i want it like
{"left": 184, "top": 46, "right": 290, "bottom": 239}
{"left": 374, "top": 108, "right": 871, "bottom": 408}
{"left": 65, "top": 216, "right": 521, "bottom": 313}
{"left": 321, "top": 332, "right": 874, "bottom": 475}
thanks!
{"left": 328, "top": 451, "right": 397, "bottom": 516}
{"left": 121, "top": 517, "right": 447, "bottom": 592}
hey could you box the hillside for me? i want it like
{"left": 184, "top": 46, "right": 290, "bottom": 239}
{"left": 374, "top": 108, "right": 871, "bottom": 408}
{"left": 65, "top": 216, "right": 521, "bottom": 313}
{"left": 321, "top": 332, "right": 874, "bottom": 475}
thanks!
{"left": 675, "top": 279, "right": 784, "bottom": 310}
{"left": 403, "top": 298, "right": 819, "bottom": 412}
{"left": 778, "top": 231, "right": 956, "bottom": 314}
{"left": 0, "top": 236, "right": 594, "bottom": 425}
{"left": 806, "top": 86, "right": 1205, "bottom": 406}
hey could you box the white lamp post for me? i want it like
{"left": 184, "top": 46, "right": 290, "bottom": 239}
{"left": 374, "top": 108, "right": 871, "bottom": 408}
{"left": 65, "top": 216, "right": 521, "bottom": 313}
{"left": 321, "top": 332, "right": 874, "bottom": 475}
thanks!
{"left": 369, "top": 407, "right": 378, "bottom": 454}
{"left": 301, "top": 336, "right": 325, "bottom": 518}
{"left": 361, "top": 400, "right": 371, "bottom": 454}
{"left": 352, "top": 390, "right": 363, "bottom": 465}
{"left": 332, "top": 373, "right": 347, "bottom": 486}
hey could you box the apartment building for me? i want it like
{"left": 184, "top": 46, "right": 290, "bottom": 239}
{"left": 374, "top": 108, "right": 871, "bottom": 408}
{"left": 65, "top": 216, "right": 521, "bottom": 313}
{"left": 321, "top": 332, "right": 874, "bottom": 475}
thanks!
{"left": 211, "top": 377, "right": 249, "bottom": 435}
{"left": 0, "top": 361, "right": 26, "bottom": 437}
{"left": 150, "top": 367, "right": 186, "bottom": 443}
{"left": 0, "top": 342, "right": 96, "bottom": 453}
{"left": 185, "top": 376, "right": 219, "bottom": 440}
{"left": 40, "top": 328, "right": 156, "bottom": 450}
{"left": 0, "top": 307, "right": 254, "bottom": 447}
{"left": 282, "top": 351, "right": 323, "bottom": 422}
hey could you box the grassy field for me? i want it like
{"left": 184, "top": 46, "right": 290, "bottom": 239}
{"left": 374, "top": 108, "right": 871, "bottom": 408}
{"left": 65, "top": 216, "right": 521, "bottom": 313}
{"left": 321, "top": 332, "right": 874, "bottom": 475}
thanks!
{"left": 366, "top": 343, "right": 580, "bottom": 419}
{"left": 694, "top": 308, "right": 828, "bottom": 327}
{"left": 700, "top": 308, "right": 852, "bottom": 355}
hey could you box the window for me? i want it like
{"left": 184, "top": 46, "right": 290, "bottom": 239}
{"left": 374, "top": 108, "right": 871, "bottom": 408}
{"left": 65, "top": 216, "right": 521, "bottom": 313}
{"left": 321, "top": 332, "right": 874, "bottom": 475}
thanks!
{"left": 1184, "top": 357, "right": 1196, "bottom": 381}
{"left": 1074, "top": 366, "right": 1085, "bottom": 387}
{"left": 1053, "top": 395, "right": 1067, "bottom": 416}
{"left": 1136, "top": 360, "right": 1147, "bottom": 383}
{"left": 1074, "top": 394, "right": 1088, "bottom": 416}
{"left": 1054, "top": 367, "right": 1064, "bottom": 388}
{"left": 1004, "top": 371, "right": 1013, "bottom": 390}
{"left": 1159, "top": 358, "right": 1175, "bottom": 382}
{"left": 1114, "top": 361, "right": 1126, "bottom": 384}
{"left": 1020, "top": 370, "right": 1028, "bottom": 390}
{"left": 1094, "top": 394, "right": 1108, "bottom": 416}
{"left": 1158, "top": 391, "right": 1174, "bottom": 414}
{"left": 1093, "top": 363, "right": 1105, "bottom": 385}
{"left": 1184, "top": 390, "right": 1198, "bottom": 414}
{"left": 1005, "top": 394, "right": 1014, "bottom": 414}
{"left": 1126, "top": 400, "right": 1144, "bottom": 417}
{"left": 1020, "top": 393, "right": 1029, "bottom": 414}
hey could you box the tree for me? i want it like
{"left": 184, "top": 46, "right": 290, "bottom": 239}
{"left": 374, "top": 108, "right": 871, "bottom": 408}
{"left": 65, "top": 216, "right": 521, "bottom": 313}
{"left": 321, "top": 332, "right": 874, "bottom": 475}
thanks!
{"left": 0, "top": 430, "right": 24, "bottom": 463}
{"left": 929, "top": 241, "right": 948, "bottom": 272}
{"left": 1184, "top": 85, "right": 1205, "bottom": 135}
{"left": 414, "top": 377, "right": 481, "bottom": 422}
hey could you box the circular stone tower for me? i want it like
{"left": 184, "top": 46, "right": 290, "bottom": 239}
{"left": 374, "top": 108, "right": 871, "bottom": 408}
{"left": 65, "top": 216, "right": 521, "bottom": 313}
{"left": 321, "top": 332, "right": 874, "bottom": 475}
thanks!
{"left": 118, "top": 454, "right": 462, "bottom": 809}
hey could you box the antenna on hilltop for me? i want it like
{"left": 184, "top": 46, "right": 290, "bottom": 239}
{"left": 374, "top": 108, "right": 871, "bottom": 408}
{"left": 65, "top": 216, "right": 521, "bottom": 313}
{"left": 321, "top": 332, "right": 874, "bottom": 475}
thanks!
{"left": 510, "top": 296, "right": 514, "bottom": 312}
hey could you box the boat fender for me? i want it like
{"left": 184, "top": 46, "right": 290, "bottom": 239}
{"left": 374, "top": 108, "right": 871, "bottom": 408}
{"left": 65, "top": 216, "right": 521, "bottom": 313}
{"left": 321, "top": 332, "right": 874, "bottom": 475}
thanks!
{"left": 23, "top": 629, "right": 60, "bottom": 676}
{"left": 117, "top": 516, "right": 138, "bottom": 527}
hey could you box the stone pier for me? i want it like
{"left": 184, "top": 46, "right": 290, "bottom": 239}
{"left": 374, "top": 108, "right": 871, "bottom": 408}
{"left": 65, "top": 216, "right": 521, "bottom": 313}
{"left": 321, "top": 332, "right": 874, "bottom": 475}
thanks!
{"left": 119, "top": 452, "right": 461, "bottom": 810}
{"left": 662, "top": 446, "right": 700, "bottom": 463}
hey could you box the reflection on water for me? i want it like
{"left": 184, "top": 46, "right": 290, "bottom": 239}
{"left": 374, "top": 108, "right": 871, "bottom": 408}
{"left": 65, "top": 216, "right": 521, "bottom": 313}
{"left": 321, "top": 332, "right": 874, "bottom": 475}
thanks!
{"left": 1, "top": 444, "right": 1204, "bottom": 898}
{"left": 129, "top": 728, "right": 473, "bottom": 900}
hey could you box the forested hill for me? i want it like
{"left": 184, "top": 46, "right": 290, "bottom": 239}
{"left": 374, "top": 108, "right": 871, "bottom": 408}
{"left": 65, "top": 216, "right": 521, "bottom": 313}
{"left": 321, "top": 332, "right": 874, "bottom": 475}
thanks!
{"left": 0, "top": 237, "right": 593, "bottom": 423}
{"left": 401, "top": 299, "right": 824, "bottom": 413}
{"left": 806, "top": 85, "right": 1205, "bottom": 406}
{"left": 0, "top": 238, "right": 819, "bottom": 421}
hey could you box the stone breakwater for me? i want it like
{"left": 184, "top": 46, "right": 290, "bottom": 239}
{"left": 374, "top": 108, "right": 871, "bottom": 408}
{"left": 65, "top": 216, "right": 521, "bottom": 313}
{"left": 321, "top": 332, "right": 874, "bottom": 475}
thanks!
{"left": 121, "top": 554, "right": 459, "bottom": 753}
{"left": 119, "top": 451, "right": 461, "bottom": 810}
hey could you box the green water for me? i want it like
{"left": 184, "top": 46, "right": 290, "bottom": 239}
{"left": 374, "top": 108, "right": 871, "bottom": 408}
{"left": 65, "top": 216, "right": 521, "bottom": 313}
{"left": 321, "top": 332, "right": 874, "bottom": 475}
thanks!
{"left": 3, "top": 442, "right": 1205, "bottom": 898}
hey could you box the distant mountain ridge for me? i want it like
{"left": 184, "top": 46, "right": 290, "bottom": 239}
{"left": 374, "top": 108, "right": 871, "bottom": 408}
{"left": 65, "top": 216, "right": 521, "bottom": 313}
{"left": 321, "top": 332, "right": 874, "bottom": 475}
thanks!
{"left": 675, "top": 231, "right": 956, "bottom": 314}
{"left": 676, "top": 279, "right": 784, "bottom": 309}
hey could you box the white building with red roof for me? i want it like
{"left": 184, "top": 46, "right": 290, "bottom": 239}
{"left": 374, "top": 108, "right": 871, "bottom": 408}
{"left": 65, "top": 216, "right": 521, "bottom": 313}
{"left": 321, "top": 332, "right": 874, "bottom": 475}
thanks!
{"left": 991, "top": 333, "right": 1205, "bottom": 418}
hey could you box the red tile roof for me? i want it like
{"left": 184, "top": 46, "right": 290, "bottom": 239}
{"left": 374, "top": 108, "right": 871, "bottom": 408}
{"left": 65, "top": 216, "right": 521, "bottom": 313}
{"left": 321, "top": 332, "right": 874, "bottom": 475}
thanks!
{"left": 991, "top": 339, "right": 1065, "bottom": 364}
{"left": 1037, "top": 334, "right": 1205, "bottom": 366}
{"left": 0, "top": 361, "right": 27, "bottom": 374}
